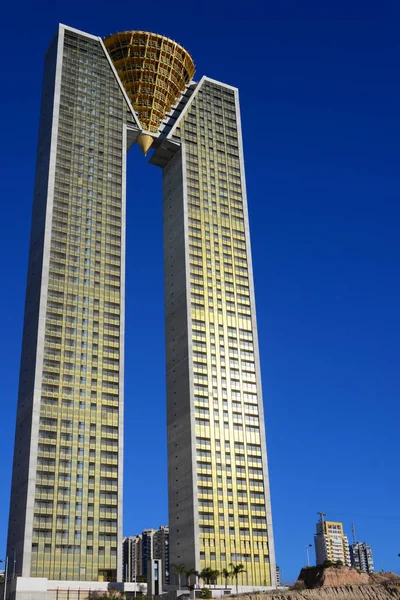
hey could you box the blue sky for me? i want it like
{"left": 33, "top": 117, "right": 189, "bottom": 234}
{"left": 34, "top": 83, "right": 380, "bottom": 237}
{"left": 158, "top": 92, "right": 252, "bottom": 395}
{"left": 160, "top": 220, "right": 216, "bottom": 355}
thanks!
{"left": 1, "top": 0, "right": 400, "bottom": 584}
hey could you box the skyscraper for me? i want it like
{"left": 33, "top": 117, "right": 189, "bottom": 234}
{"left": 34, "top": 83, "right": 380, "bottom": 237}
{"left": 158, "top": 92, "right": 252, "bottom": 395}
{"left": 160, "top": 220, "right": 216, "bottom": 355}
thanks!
{"left": 7, "top": 25, "right": 132, "bottom": 585}
{"left": 7, "top": 23, "right": 276, "bottom": 592}
{"left": 154, "top": 80, "right": 276, "bottom": 590}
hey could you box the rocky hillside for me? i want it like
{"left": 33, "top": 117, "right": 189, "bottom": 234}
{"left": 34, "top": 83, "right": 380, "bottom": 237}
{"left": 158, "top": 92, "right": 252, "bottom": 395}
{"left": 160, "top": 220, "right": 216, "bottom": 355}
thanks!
{"left": 232, "top": 568, "right": 400, "bottom": 600}
{"left": 296, "top": 565, "right": 376, "bottom": 588}
{"left": 254, "top": 585, "right": 400, "bottom": 599}
{"left": 235, "top": 585, "right": 400, "bottom": 600}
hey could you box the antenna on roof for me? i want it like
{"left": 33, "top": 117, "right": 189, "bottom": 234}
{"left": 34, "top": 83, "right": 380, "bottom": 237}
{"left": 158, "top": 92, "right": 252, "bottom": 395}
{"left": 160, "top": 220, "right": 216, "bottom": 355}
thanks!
{"left": 317, "top": 511, "right": 326, "bottom": 523}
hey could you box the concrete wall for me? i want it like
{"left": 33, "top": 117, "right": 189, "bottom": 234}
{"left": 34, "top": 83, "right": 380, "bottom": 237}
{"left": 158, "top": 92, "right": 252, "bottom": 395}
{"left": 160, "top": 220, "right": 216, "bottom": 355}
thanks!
{"left": 163, "top": 147, "right": 198, "bottom": 576}
{"left": 6, "top": 577, "right": 147, "bottom": 600}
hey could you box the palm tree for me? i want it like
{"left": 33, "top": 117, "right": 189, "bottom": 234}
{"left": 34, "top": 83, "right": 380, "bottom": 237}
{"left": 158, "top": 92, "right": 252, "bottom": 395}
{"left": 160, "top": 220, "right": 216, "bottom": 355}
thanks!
{"left": 221, "top": 567, "right": 232, "bottom": 588}
{"left": 199, "top": 567, "right": 214, "bottom": 586}
{"left": 185, "top": 567, "right": 199, "bottom": 590}
{"left": 210, "top": 569, "right": 220, "bottom": 588}
{"left": 172, "top": 563, "right": 186, "bottom": 589}
{"left": 230, "top": 563, "right": 247, "bottom": 594}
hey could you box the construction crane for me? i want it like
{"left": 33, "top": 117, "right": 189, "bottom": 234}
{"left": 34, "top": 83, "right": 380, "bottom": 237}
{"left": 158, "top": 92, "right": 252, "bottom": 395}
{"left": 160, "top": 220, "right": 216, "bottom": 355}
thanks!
{"left": 352, "top": 523, "right": 357, "bottom": 544}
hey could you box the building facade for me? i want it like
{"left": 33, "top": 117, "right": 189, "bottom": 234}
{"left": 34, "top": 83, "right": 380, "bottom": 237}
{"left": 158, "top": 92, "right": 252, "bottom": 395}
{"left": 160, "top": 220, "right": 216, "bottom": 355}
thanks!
{"left": 314, "top": 516, "right": 351, "bottom": 566}
{"left": 153, "top": 526, "right": 170, "bottom": 585}
{"left": 123, "top": 527, "right": 169, "bottom": 586}
{"left": 7, "top": 23, "right": 276, "bottom": 589}
{"left": 141, "top": 529, "right": 155, "bottom": 580}
{"left": 122, "top": 535, "right": 142, "bottom": 582}
{"left": 350, "top": 542, "right": 374, "bottom": 573}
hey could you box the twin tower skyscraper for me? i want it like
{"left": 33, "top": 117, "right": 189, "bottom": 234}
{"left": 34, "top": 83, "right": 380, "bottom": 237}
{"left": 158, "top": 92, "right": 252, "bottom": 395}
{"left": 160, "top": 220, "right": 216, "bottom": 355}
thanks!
{"left": 7, "top": 24, "right": 276, "bottom": 591}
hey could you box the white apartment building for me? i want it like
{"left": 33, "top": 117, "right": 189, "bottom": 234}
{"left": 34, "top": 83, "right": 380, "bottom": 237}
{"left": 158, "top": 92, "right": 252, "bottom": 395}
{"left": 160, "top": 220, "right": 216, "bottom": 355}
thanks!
{"left": 314, "top": 515, "right": 351, "bottom": 566}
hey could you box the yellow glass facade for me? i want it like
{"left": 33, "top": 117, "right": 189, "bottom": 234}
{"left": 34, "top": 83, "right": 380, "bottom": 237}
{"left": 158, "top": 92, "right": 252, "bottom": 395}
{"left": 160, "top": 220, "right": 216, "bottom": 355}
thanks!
{"left": 159, "top": 77, "right": 276, "bottom": 588}
{"left": 32, "top": 29, "right": 124, "bottom": 581}
{"left": 7, "top": 26, "right": 130, "bottom": 582}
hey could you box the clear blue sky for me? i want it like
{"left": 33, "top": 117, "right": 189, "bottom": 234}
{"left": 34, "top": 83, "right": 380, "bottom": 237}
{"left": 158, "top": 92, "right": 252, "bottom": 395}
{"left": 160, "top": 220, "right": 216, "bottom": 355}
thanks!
{"left": 1, "top": 0, "right": 399, "bottom": 585}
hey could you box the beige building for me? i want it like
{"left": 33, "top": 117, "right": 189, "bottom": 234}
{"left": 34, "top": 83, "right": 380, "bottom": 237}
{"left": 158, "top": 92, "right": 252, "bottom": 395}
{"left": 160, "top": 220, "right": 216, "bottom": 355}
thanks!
{"left": 314, "top": 514, "right": 351, "bottom": 566}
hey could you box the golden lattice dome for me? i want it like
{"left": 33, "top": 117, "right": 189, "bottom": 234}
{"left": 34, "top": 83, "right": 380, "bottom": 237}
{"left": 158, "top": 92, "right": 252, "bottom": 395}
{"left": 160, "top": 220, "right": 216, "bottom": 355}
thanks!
{"left": 104, "top": 31, "right": 195, "bottom": 139}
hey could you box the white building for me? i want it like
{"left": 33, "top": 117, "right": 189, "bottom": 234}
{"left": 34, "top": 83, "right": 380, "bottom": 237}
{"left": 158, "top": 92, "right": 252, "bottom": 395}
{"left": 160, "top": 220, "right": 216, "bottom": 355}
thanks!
{"left": 350, "top": 541, "right": 374, "bottom": 573}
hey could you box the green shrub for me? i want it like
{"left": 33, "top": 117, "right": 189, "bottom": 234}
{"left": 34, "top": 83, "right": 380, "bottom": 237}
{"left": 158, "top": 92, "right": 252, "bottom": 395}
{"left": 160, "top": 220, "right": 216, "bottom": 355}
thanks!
{"left": 322, "top": 560, "right": 334, "bottom": 568}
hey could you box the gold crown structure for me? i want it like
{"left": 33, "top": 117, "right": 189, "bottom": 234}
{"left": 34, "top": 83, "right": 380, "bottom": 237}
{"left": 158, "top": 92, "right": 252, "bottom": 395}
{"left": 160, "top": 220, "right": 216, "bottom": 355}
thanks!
{"left": 104, "top": 31, "right": 195, "bottom": 155}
